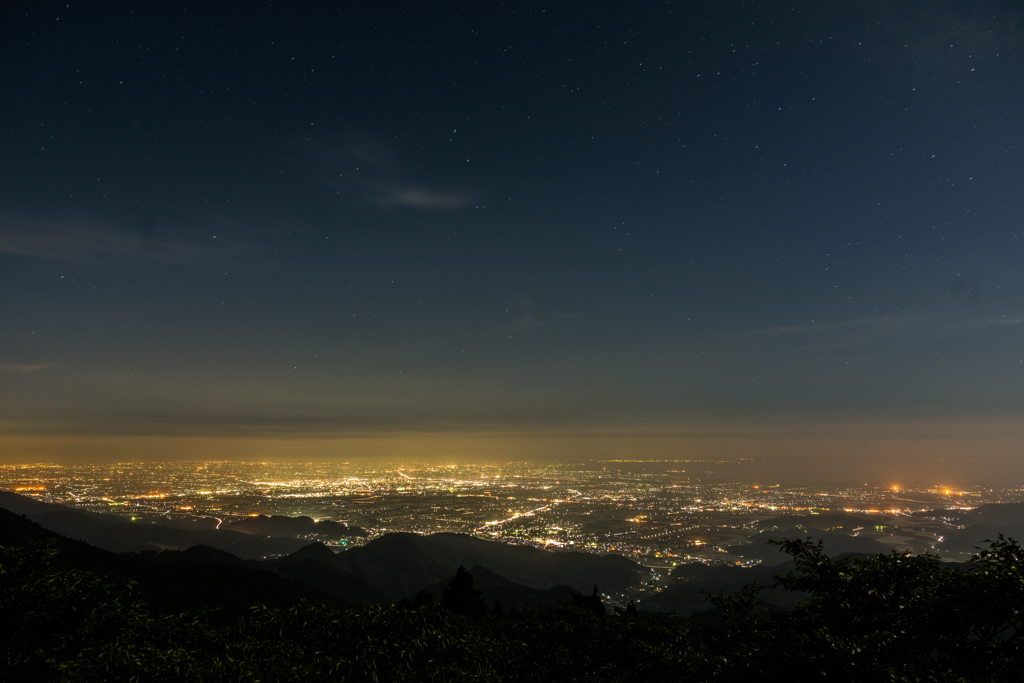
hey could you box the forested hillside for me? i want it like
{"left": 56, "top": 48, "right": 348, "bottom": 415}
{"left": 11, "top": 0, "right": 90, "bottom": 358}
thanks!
{"left": 3, "top": 509, "right": 1024, "bottom": 682}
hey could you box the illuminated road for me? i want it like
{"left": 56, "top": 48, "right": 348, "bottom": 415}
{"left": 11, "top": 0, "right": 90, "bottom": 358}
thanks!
{"left": 474, "top": 493, "right": 579, "bottom": 532}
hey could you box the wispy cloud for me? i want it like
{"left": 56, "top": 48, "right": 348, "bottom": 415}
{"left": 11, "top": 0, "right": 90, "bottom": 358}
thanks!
{"left": 504, "top": 312, "right": 543, "bottom": 334}
{"left": 751, "top": 313, "right": 941, "bottom": 338}
{"left": 746, "top": 310, "right": 1023, "bottom": 350}
{"left": 0, "top": 363, "right": 53, "bottom": 374}
{"left": 0, "top": 215, "right": 254, "bottom": 267}
{"left": 311, "top": 132, "right": 476, "bottom": 209}
{"left": 498, "top": 297, "right": 546, "bottom": 335}
{"left": 383, "top": 187, "right": 474, "bottom": 209}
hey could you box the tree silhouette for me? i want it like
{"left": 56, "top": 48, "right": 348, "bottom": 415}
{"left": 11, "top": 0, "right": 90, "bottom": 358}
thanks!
{"left": 440, "top": 565, "right": 486, "bottom": 617}
{"left": 571, "top": 584, "right": 606, "bottom": 617}
{"left": 7, "top": 536, "right": 1024, "bottom": 681}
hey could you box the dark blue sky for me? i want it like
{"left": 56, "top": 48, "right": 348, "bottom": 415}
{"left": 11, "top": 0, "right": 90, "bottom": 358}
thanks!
{"left": 1, "top": 1, "right": 1022, "bottom": 477}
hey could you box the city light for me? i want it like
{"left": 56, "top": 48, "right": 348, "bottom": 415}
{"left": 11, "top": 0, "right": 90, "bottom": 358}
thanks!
{"left": 0, "top": 461, "right": 1003, "bottom": 575}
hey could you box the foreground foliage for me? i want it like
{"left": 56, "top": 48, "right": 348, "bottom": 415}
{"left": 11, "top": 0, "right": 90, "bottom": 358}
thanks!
{"left": 2, "top": 537, "right": 1023, "bottom": 682}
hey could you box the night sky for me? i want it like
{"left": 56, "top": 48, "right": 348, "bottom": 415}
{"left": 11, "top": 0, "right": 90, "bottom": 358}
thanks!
{"left": 2, "top": 1, "right": 1022, "bottom": 480}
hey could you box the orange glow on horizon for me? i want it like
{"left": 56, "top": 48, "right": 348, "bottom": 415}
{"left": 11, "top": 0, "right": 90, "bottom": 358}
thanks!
{"left": 2, "top": 420, "right": 1024, "bottom": 484}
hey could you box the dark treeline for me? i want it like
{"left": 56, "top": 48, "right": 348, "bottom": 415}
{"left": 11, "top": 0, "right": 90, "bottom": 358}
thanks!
{"left": 3, "top": 526, "right": 1024, "bottom": 682}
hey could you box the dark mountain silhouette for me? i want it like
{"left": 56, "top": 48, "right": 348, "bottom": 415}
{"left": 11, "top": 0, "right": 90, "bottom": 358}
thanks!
{"left": 0, "top": 508, "right": 346, "bottom": 620}
{"left": 152, "top": 543, "right": 250, "bottom": 566}
{"left": 420, "top": 565, "right": 582, "bottom": 612}
{"left": 727, "top": 531, "right": 897, "bottom": 565}
{"left": 960, "top": 503, "right": 1024, "bottom": 526}
{"left": 918, "top": 504, "right": 1024, "bottom": 553}
{"left": 322, "top": 532, "right": 643, "bottom": 603}
{"left": 24, "top": 507, "right": 310, "bottom": 558}
{"left": 918, "top": 504, "right": 1024, "bottom": 528}
{"left": 222, "top": 514, "right": 367, "bottom": 538}
{"left": 427, "top": 533, "right": 641, "bottom": 592}
{"left": 941, "top": 522, "right": 1024, "bottom": 553}
{"left": 0, "top": 490, "right": 70, "bottom": 516}
{"left": 0, "top": 491, "right": 641, "bottom": 607}
{"left": 0, "top": 490, "right": 310, "bottom": 559}
{"left": 263, "top": 542, "right": 391, "bottom": 604}
{"left": 646, "top": 560, "right": 809, "bottom": 617}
